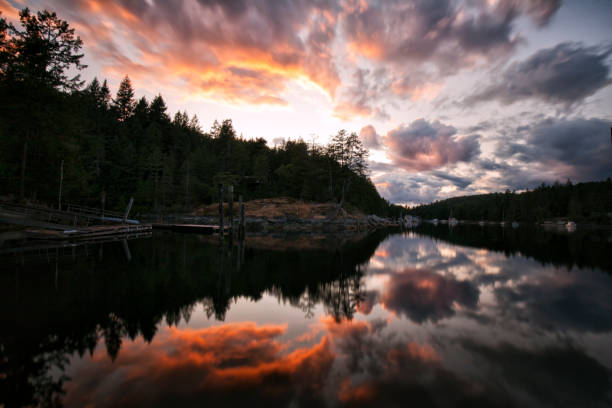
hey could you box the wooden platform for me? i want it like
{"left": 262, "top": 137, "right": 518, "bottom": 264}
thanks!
{"left": 26, "top": 224, "right": 152, "bottom": 241}
{"left": 152, "top": 224, "right": 227, "bottom": 234}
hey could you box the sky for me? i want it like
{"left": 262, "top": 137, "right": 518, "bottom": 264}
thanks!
{"left": 2, "top": 0, "right": 611, "bottom": 205}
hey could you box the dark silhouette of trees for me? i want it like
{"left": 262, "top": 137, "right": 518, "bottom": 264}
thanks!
{"left": 0, "top": 7, "right": 394, "bottom": 215}
{"left": 0, "top": 8, "right": 86, "bottom": 202}
{"left": 408, "top": 179, "right": 612, "bottom": 224}
{"left": 0, "top": 8, "right": 85, "bottom": 90}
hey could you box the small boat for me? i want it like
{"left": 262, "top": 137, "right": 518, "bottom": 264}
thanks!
{"left": 432, "top": 218, "right": 439, "bottom": 225}
{"left": 566, "top": 221, "right": 576, "bottom": 231}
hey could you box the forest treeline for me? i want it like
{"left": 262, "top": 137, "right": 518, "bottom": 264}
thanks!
{"left": 408, "top": 180, "right": 612, "bottom": 223}
{"left": 0, "top": 8, "right": 396, "bottom": 215}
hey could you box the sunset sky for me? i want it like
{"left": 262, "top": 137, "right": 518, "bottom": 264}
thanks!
{"left": 2, "top": 0, "right": 611, "bottom": 204}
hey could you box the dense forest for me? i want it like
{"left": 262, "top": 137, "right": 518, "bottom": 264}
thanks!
{"left": 408, "top": 180, "right": 612, "bottom": 223}
{"left": 0, "top": 8, "right": 395, "bottom": 216}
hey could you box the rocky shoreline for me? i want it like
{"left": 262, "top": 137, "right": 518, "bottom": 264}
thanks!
{"left": 145, "top": 214, "right": 400, "bottom": 233}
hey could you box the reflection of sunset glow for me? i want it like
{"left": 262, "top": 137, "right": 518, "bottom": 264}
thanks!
{"left": 416, "top": 278, "right": 437, "bottom": 289}
{"left": 438, "top": 246, "right": 457, "bottom": 258}
{"left": 375, "top": 249, "right": 389, "bottom": 258}
{"left": 65, "top": 322, "right": 335, "bottom": 406}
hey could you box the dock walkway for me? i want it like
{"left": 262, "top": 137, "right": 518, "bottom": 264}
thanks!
{"left": 26, "top": 224, "right": 152, "bottom": 241}
{"left": 152, "top": 224, "right": 227, "bottom": 234}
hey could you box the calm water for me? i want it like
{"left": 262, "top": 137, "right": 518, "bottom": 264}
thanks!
{"left": 1, "top": 226, "right": 612, "bottom": 407}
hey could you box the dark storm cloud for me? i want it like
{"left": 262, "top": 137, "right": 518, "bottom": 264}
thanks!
{"left": 468, "top": 42, "right": 612, "bottom": 106}
{"left": 332, "top": 0, "right": 562, "bottom": 115}
{"left": 498, "top": 117, "right": 612, "bottom": 182}
{"left": 431, "top": 171, "right": 473, "bottom": 188}
{"left": 343, "top": 0, "right": 560, "bottom": 69}
{"left": 385, "top": 119, "right": 480, "bottom": 171}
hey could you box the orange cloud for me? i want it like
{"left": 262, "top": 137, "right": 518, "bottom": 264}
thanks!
{"left": 0, "top": 0, "right": 19, "bottom": 21}
{"left": 332, "top": 100, "right": 372, "bottom": 120}
{"left": 49, "top": 0, "right": 341, "bottom": 106}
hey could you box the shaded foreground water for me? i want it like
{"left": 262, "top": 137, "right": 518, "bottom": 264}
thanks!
{"left": 1, "top": 225, "right": 611, "bottom": 407}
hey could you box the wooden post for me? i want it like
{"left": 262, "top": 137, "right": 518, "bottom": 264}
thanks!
{"left": 58, "top": 160, "right": 64, "bottom": 211}
{"left": 185, "top": 160, "right": 190, "bottom": 211}
{"left": 123, "top": 197, "right": 134, "bottom": 224}
{"left": 101, "top": 191, "right": 106, "bottom": 225}
{"left": 228, "top": 185, "right": 234, "bottom": 232}
{"left": 218, "top": 183, "right": 224, "bottom": 235}
{"left": 239, "top": 195, "right": 245, "bottom": 237}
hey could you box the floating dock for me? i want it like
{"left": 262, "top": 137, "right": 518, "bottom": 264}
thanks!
{"left": 26, "top": 224, "right": 152, "bottom": 241}
{"left": 152, "top": 224, "right": 227, "bottom": 234}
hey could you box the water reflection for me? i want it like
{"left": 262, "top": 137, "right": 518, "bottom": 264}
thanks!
{"left": 1, "top": 227, "right": 611, "bottom": 407}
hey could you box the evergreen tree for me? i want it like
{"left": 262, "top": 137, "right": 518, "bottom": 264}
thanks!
{"left": 1, "top": 8, "right": 86, "bottom": 90}
{"left": 113, "top": 75, "right": 135, "bottom": 121}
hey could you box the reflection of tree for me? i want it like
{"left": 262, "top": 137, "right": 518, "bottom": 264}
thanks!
{"left": 321, "top": 273, "right": 365, "bottom": 322}
{"left": 0, "top": 230, "right": 384, "bottom": 407}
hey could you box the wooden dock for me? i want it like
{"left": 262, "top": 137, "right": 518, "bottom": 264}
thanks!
{"left": 152, "top": 224, "right": 227, "bottom": 234}
{"left": 26, "top": 224, "right": 152, "bottom": 241}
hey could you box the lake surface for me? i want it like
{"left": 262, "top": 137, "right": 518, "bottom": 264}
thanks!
{"left": 1, "top": 225, "right": 612, "bottom": 407}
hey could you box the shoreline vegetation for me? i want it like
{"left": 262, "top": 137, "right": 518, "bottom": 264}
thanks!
{"left": 0, "top": 8, "right": 402, "bottom": 225}
{"left": 407, "top": 179, "right": 612, "bottom": 226}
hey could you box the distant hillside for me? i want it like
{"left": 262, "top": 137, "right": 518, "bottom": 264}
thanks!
{"left": 407, "top": 179, "right": 612, "bottom": 223}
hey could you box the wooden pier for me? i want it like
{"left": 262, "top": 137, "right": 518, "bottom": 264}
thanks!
{"left": 152, "top": 224, "right": 227, "bottom": 234}
{"left": 25, "top": 224, "right": 152, "bottom": 241}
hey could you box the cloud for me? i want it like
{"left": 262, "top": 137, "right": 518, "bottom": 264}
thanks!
{"left": 381, "top": 268, "right": 479, "bottom": 323}
{"left": 333, "top": 68, "right": 390, "bottom": 120}
{"left": 322, "top": 317, "right": 504, "bottom": 407}
{"left": 384, "top": 119, "right": 480, "bottom": 171}
{"left": 64, "top": 322, "right": 335, "bottom": 407}
{"left": 13, "top": 0, "right": 564, "bottom": 116}
{"left": 359, "top": 125, "right": 382, "bottom": 149}
{"left": 342, "top": 0, "right": 558, "bottom": 71}
{"left": 498, "top": 117, "right": 612, "bottom": 183}
{"left": 42, "top": 0, "right": 341, "bottom": 105}
{"left": 463, "top": 340, "right": 612, "bottom": 406}
{"left": 484, "top": 256, "right": 612, "bottom": 333}
{"left": 468, "top": 42, "right": 612, "bottom": 107}
{"left": 430, "top": 170, "right": 473, "bottom": 189}
{"left": 497, "top": 0, "right": 561, "bottom": 27}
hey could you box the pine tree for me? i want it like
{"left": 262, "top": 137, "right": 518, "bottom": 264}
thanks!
{"left": 113, "top": 75, "right": 135, "bottom": 121}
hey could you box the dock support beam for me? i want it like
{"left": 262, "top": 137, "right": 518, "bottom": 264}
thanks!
{"left": 218, "top": 183, "right": 224, "bottom": 235}
{"left": 239, "top": 195, "right": 245, "bottom": 238}
{"left": 228, "top": 185, "right": 234, "bottom": 234}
